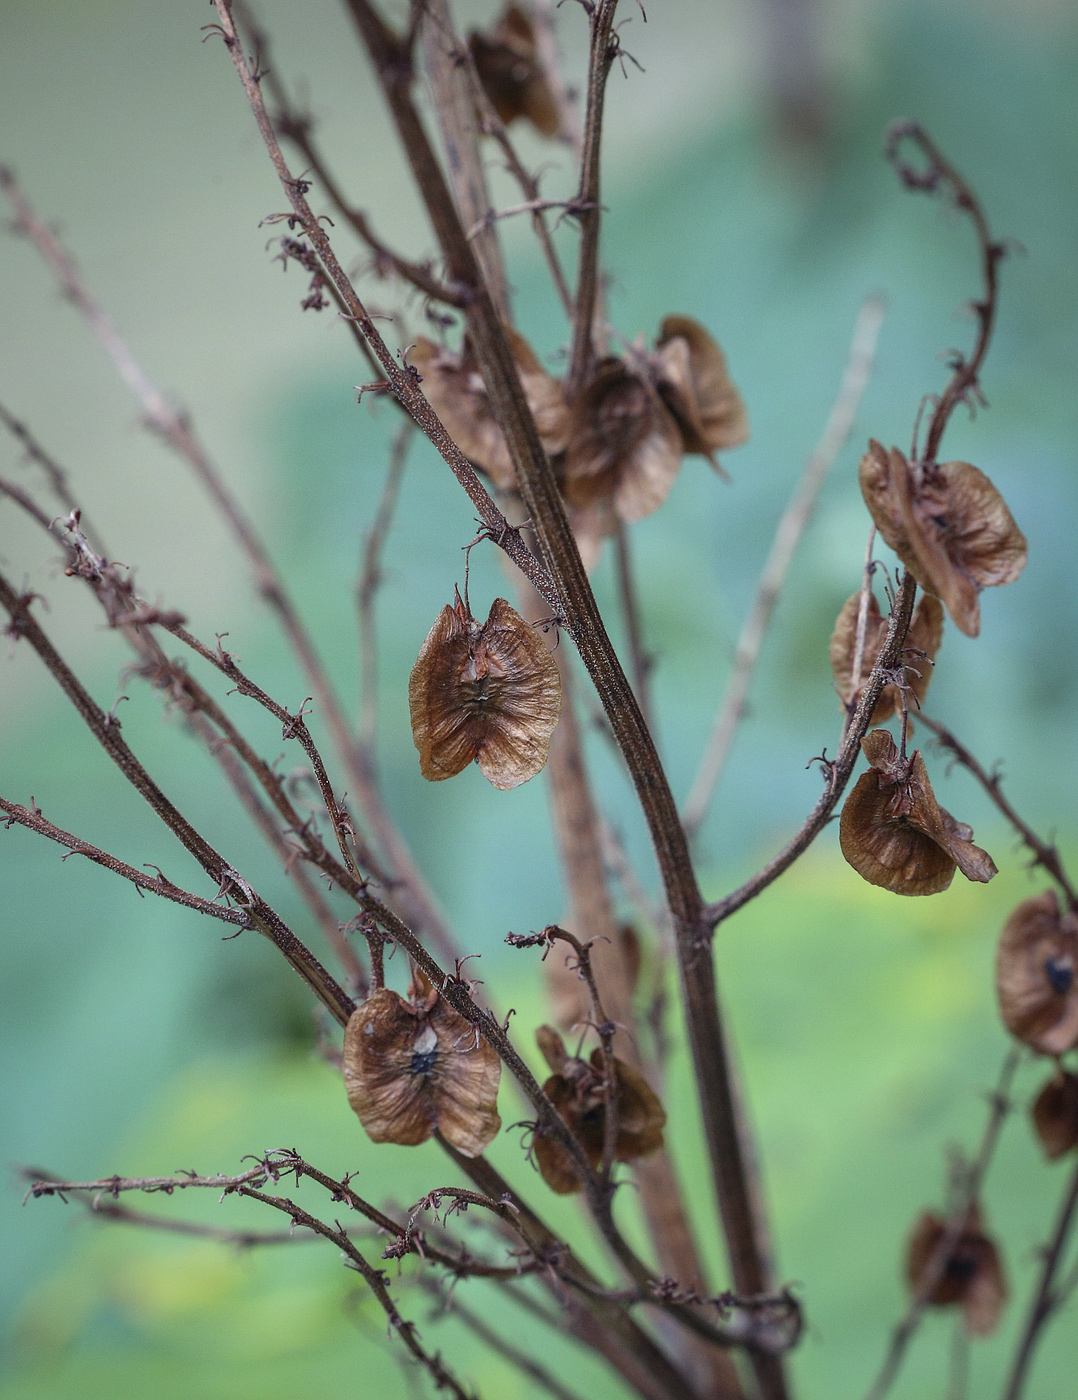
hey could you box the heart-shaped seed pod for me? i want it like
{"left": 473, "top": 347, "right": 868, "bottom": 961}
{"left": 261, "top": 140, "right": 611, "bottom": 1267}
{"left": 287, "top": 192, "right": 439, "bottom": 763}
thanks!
{"left": 839, "top": 729, "right": 996, "bottom": 895}
{"left": 1031, "top": 1070, "right": 1078, "bottom": 1160}
{"left": 531, "top": 1025, "right": 666, "bottom": 1194}
{"left": 905, "top": 1205, "right": 1007, "bottom": 1336}
{"left": 343, "top": 979, "right": 501, "bottom": 1158}
{"left": 409, "top": 593, "right": 562, "bottom": 790}
{"left": 859, "top": 440, "right": 1026, "bottom": 638}
{"left": 653, "top": 314, "right": 748, "bottom": 470}
{"left": 996, "top": 890, "right": 1078, "bottom": 1055}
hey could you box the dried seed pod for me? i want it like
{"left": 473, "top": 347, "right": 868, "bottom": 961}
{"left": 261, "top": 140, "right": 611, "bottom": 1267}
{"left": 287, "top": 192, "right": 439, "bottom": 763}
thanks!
{"left": 653, "top": 314, "right": 748, "bottom": 470}
{"left": 996, "top": 890, "right": 1078, "bottom": 1055}
{"left": 839, "top": 729, "right": 996, "bottom": 895}
{"left": 410, "top": 331, "right": 568, "bottom": 492}
{"left": 858, "top": 440, "right": 1027, "bottom": 638}
{"left": 532, "top": 1025, "right": 666, "bottom": 1194}
{"left": 343, "top": 981, "right": 501, "bottom": 1157}
{"left": 409, "top": 593, "right": 561, "bottom": 790}
{"left": 906, "top": 1206, "right": 1007, "bottom": 1336}
{"left": 1032, "top": 1070, "right": 1078, "bottom": 1160}
{"left": 829, "top": 591, "right": 944, "bottom": 724}
{"left": 562, "top": 357, "right": 684, "bottom": 524}
{"left": 468, "top": 6, "right": 561, "bottom": 138}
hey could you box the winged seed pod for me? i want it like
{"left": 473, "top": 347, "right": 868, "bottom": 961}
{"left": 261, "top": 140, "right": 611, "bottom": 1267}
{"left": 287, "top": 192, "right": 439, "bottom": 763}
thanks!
{"left": 409, "top": 330, "right": 568, "bottom": 493}
{"left": 653, "top": 314, "right": 749, "bottom": 468}
{"left": 1032, "top": 1069, "right": 1078, "bottom": 1160}
{"left": 409, "top": 593, "right": 561, "bottom": 789}
{"left": 905, "top": 1206, "right": 1007, "bottom": 1337}
{"left": 531, "top": 1025, "right": 666, "bottom": 1194}
{"left": 858, "top": 440, "right": 1027, "bottom": 637}
{"left": 342, "top": 979, "right": 501, "bottom": 1157}
{"left": 468, "top": 5, "right": 562, "bottom": 138}
{"left": 829, "top": 591, "right": 944, "bottom": 724}
{"left": 839, "top": 730, "right": 996, "bottom": 895}
{"left": 995, "top": 890, "right": 1078, "bottom": 1055}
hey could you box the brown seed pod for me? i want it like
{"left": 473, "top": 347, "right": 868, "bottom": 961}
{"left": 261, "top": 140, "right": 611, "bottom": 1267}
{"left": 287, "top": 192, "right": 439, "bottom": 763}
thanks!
{"left": 996, "top": 890, "right": 1078, "bottom": 1055}
{"left": 858, "top": 440, "right": 1027, "bottom": 638}
{"left": 531, "top": 1025, "right": 666, "bottom": 1194}
{"left": 468, "top": 5, "right": 561, "bottom": 138}
{"left": 562, "top": 357, "right": 684, "bottom": 524}
{"left": 905, "top": 1206, "right": 1007, "bottom": 1336}
{"left": 1031, "top": 1070, "right": 1078, "bottom": 1160}
{"left": 410, "top": 331, "right": 568, "bottom": 493}
{"left": 829, "top": 591, "right": 944, "bottom": 725}
{"left": 653, "top": 314, "right": 749, "bottom": 471}
{"left": 839, "top": 730, "right": 996, "bottom": 895}
{"left": 408, "top": 593, "right": 561, "bottom": 790}
{"left": 343, "top": 981, "right": 501, "bottom": 1157}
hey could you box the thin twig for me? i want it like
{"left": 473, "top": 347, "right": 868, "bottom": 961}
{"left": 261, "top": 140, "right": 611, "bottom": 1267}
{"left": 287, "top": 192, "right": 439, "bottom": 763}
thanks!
{"left": 613, "top": 521, "right": 654, "bottom": 736}
{"left": 683, "top": 294, "right": 885, "bottom": 838}
{"left": 566, "top": 0, "right": 620, "bottom": 399}
{"left": 861, "top": 1047, "right": 1021, "bottom": 1400}
{"left": 841, "top": 525, "right": 879, "bottom": 741}
{"left": 916, "top": 714, "right": 1078, "bottom": 912}
{"left": 0, "top": 401, "right": 104, "bottom": 551}
{"left": 1000, "top": 1151, "right": 1078, "bottom": 1400}
{"left": 357, "top": 420, "right": 412, "bottom": 751}
{"left": 0, "top": 571, "right": 356, "bottom": 1026}
{"left": 884, "top": 123, "right": 1006, "bottom": 463}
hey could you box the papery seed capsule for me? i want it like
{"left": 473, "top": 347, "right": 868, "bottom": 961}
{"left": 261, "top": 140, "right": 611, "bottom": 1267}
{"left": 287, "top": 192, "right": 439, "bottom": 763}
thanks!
{"left": 858, "top": 440, "right": 1026, "bottom": 638}
{"left": 996, "top": 890, "right": 1078, "bottom": 1055}
{"left": 408, "top": 593, "right": 561, "bottom": 790}
{"left": 829, "top": 591, "right": 944, "bottom": 724}
{"left": 468, "top": 5, "right": 562, "bottom": 138}
{"left": 531, "top": 1025, "right": 666, "bottom": 1194}
{"left": 1031, "top": 1070, "right": 1078, "bottom": 1160}
{"left": 343, "top": 979, "right": 501, "bottom": 1157}
{"left": 653, "top": 314, "right": 748, "bottom": 469}
{"left": 905, "top": 1206, "right": 1007, "bottom": 1336}
{"left": 839, "top": 730, "right": 996, "bottom": 895}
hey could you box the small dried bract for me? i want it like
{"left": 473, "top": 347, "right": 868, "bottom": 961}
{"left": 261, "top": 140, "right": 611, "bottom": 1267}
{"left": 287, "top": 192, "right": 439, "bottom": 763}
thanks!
{"left": 996, "top": 889, "right": 1078, "bottom": 1055}
{"left": 409, "top": 593, "right": 561, "bottom": 790}
{"left": 1032, "top": 1069, "right": 1078, "bottom": 1160}
{"left": 906, "top": 1205, "right": 1007, "bottom": 1336}
{"left": 531, "top": 1025, "right": 666, "bottom": 1194}
{"left": 410, "top": 330, "right": 567, "bottom": 493}
{"left": 859, "top": 440, "right": 1027, "bottom": 638}
{"left": 840, "top": 730, "right": 996, "bottom": 895}
{"left": 343, "top": 977, "right": 501, "bottom": 1157}
{"left": 468, "top": 5, "right": 561, "bottom": 138}
{"left": 561, "top": 317, "right": 747, "bottom": 532}
{"left": 829, "top": 591, "right": 944, "bottom": 724}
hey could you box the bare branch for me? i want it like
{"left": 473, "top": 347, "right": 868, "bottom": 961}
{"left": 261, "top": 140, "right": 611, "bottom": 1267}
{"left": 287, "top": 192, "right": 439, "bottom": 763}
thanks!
{"left": 358, "top": 419, "right": 411, "bottom": 751}
{"left": 683, "top": 294, "right": 885, "bottom": 838}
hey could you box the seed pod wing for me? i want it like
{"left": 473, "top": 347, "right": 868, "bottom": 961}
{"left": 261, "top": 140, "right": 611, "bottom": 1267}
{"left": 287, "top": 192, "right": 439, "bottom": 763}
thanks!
{"left": 428, "top": 999, "right": 502, "bottom": 1157}
{"left": 655, "top": 314, "right": 748, "bottom": 463}
{"left": 343, "top": 989, "right": 437, "bottom": 1146}
{"left": 996, "top": 890, "right": 1078, "bottom": 1055}
{"left": 472, "top": 598, "right": 562, "bottom": 789}
{"left": 1032, "top": 1070, "right": 1078, "bottom": 1160}
{"left": 409, "top": 603, "right": 480, "bottom": 780}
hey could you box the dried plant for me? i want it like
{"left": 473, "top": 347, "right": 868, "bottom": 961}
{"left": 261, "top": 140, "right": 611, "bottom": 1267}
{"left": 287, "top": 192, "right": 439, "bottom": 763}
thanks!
{"left": 2, "top": 8, "right": 1077, "bottom": 1400}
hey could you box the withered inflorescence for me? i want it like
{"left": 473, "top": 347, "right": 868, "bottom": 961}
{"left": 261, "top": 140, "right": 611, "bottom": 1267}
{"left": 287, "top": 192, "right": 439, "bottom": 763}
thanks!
{"left": 408, "top": 591, "right": 562, "bottom": 789}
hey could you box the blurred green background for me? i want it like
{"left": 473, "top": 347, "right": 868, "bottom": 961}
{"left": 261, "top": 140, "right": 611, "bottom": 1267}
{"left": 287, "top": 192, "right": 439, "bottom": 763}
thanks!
{"left": 2, "top": 0, "right": 1077, "bottom": 1397}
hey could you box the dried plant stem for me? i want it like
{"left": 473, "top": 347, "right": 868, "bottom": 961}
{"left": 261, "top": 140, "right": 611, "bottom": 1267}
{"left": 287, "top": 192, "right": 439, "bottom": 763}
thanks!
{"left": 1002, "top": 1153, "right": 1078, "bottom": 1400}
{"left": 0, "top": 402, "right": 103, "bottom": 549}
{"left": 862, "top": 1047, "right": 1021, "bottom": 1400}
{"left": 917, "top": 713, "right": 1078, "bottom": 912}
{"left": 613, "top": 522, "right": 655, "bottom": 736}
{"left": 841, "top": 525, "right": 879, "bottom": 740}
{"left": 884, "top": 123, "right": 1005, "bottom": 462}
{"left": 683, "top": 293, "right": 885, "bottom": 838}
{"left": 566, "top": 0, "right": 619, "bottom": 398}
{"left": 0, "top": 571, "right": 356, "bottom": 1026}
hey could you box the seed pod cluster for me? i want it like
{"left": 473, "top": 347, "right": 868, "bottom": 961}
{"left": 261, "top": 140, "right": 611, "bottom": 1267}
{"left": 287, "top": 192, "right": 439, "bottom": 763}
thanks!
{"left": 995, "top": 890, "right": 1078, "bottom": 1055}
{"left": 343, "top": 976, "right": 501, "bottom": 1158}
{"left": 905, "top": 1205, "right": 1007, "bottom": 1336}
{"left": 859, "top": 440, "right": 1026, "bottom": 637}
{"left": 531, "top": 1025, "right": 666, "bottom": 1194}
{"left": 839, "top": 730, "right": 996, "bottom": 895}
{"left": 409, "top": 593, "right": 561, "bottom": 790}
